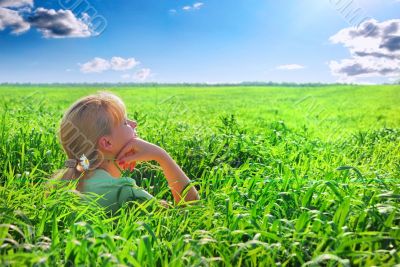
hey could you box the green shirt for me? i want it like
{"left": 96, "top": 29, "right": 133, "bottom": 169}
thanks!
{"left": 82, "top": 169, "right": 154, "bottom": 214}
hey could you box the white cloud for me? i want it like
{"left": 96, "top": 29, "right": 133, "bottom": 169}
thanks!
{"left": 110, "top": 57, "right": 140, "bottom": 71}
{"left": 181, "top": 2, "right": 204, "bottom": 12}
{"left": 120, "top": 68, "right": 153, "bottom": 81}
{"left": 134, "top": 68, "right": 152, "bottom": 81}
{"left": 0, "top": 0, "right": 33, "bottom": 8}
{"left": 80, "top": 57, "right": 111, "bottom": 73}
{"left": 193, "top": 2, "right": 204, "bottom": 9}
{"left": 80, "top": 57, "right": 141, "bottom": 73}
{"left": 276, "top": 64, "right": 305, "bottom": 70}
{"left": 329, "top": 56, "right": 400, "bottom": 83}
{"left": 0, "top": 0, "right": 32, "bottom": 35}
{"left": 0, "top": 7, "right": 30, "bottom": 34}
{"left": 28, "top": 8, "right": 92, "bottom": 38}
{"left": 0, "top": 2, "right": 97, "bottom": 39}
{"left": 329, "top": 19, "right": 400, "bottom": 82}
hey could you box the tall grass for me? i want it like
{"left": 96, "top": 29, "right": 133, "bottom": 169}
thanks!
{"left": 0, "top": 85, "right": 399, "bottom": 266}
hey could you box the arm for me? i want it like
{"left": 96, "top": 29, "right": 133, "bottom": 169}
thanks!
{"left": 116, "top": 137, "right": 200, "bottom": 205}
{"left": 156, "top": 151, "right": 200, "bottom": 204}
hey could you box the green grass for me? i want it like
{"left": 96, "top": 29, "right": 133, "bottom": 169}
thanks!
{"left": 0, "top": 85, "right": 399, "bottom": 266}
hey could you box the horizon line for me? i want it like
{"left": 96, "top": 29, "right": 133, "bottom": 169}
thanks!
{"left": 0, "top": 81, "right": 398, "bottom": 87}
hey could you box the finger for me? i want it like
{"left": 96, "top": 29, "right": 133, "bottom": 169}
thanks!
{"left": 119, "top": 152, "right": 141, "bottom": 163}
{"left": 118, "top": 160, "right": 125, "bottom": 167}
{"left": 129, "top": 161, "right": 136, "bottom": 171}
{"left": 129, "top": 161, "right": 135, "bottom": 171}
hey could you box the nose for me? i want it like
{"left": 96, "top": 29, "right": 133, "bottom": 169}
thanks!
{"left": 128, "top": 119, "right": 137, "bottom": 128}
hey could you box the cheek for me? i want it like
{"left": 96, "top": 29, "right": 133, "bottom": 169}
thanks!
{"left": 123, "top": 127, "right": 134, "bottom": 140}
{"left": 112, "top": 128, "right": 131, "bottom": 149}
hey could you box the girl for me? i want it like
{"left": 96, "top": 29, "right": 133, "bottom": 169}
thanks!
{"left": 56, "top": 91, "right": 199, "bottom": 214}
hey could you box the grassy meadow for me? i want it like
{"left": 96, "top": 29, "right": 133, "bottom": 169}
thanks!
{"left": 0, "top": 84, "right": 399, "bottom": 266}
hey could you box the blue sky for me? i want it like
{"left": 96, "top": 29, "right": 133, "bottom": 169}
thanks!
{"left": 0, "top": 0, "right": 399, "bottom": 83}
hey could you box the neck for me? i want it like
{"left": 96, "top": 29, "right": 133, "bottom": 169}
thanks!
{"left": 98, "top": 159, "right": 121, "bottom": 178}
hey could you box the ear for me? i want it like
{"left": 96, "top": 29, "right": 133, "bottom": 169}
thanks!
{"left": 98, "top": 136, "right": 113, "bottom": 152}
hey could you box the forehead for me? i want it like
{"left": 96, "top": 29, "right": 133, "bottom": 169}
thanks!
{"left": 105, "top": 100, "right": 126, "bottom": 126}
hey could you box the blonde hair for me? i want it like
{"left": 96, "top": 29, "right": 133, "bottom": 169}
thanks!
{"left": 53, "top": 91, "right": 126, "bottom": 192}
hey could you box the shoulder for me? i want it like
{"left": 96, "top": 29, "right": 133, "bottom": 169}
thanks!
{"left": 83, "top": 169, "right": 153, "bottom": 200}
{"left": 83, "top": 169, "right": 126, "bottom": 192}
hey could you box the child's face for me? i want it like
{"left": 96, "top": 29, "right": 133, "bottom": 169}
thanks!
{"left": 109, "top": 118, "right": 138, "bottom": 155}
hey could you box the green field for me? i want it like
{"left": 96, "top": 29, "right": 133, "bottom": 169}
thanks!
{"left": 0, "top": 85, "right": 399, "bottom": 266}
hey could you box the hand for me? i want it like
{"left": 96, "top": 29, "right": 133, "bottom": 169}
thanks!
{"left": 118, "top": 159, "right": 136, "bottom": 172}
{"left": 119, "top": 118, "right": 138, "bottom": 171}
{"left": 116, "top": 137, "right": 167, "bottom": 165}
{"left": 116, "top": 150, "right": 138, "bottom": 171}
